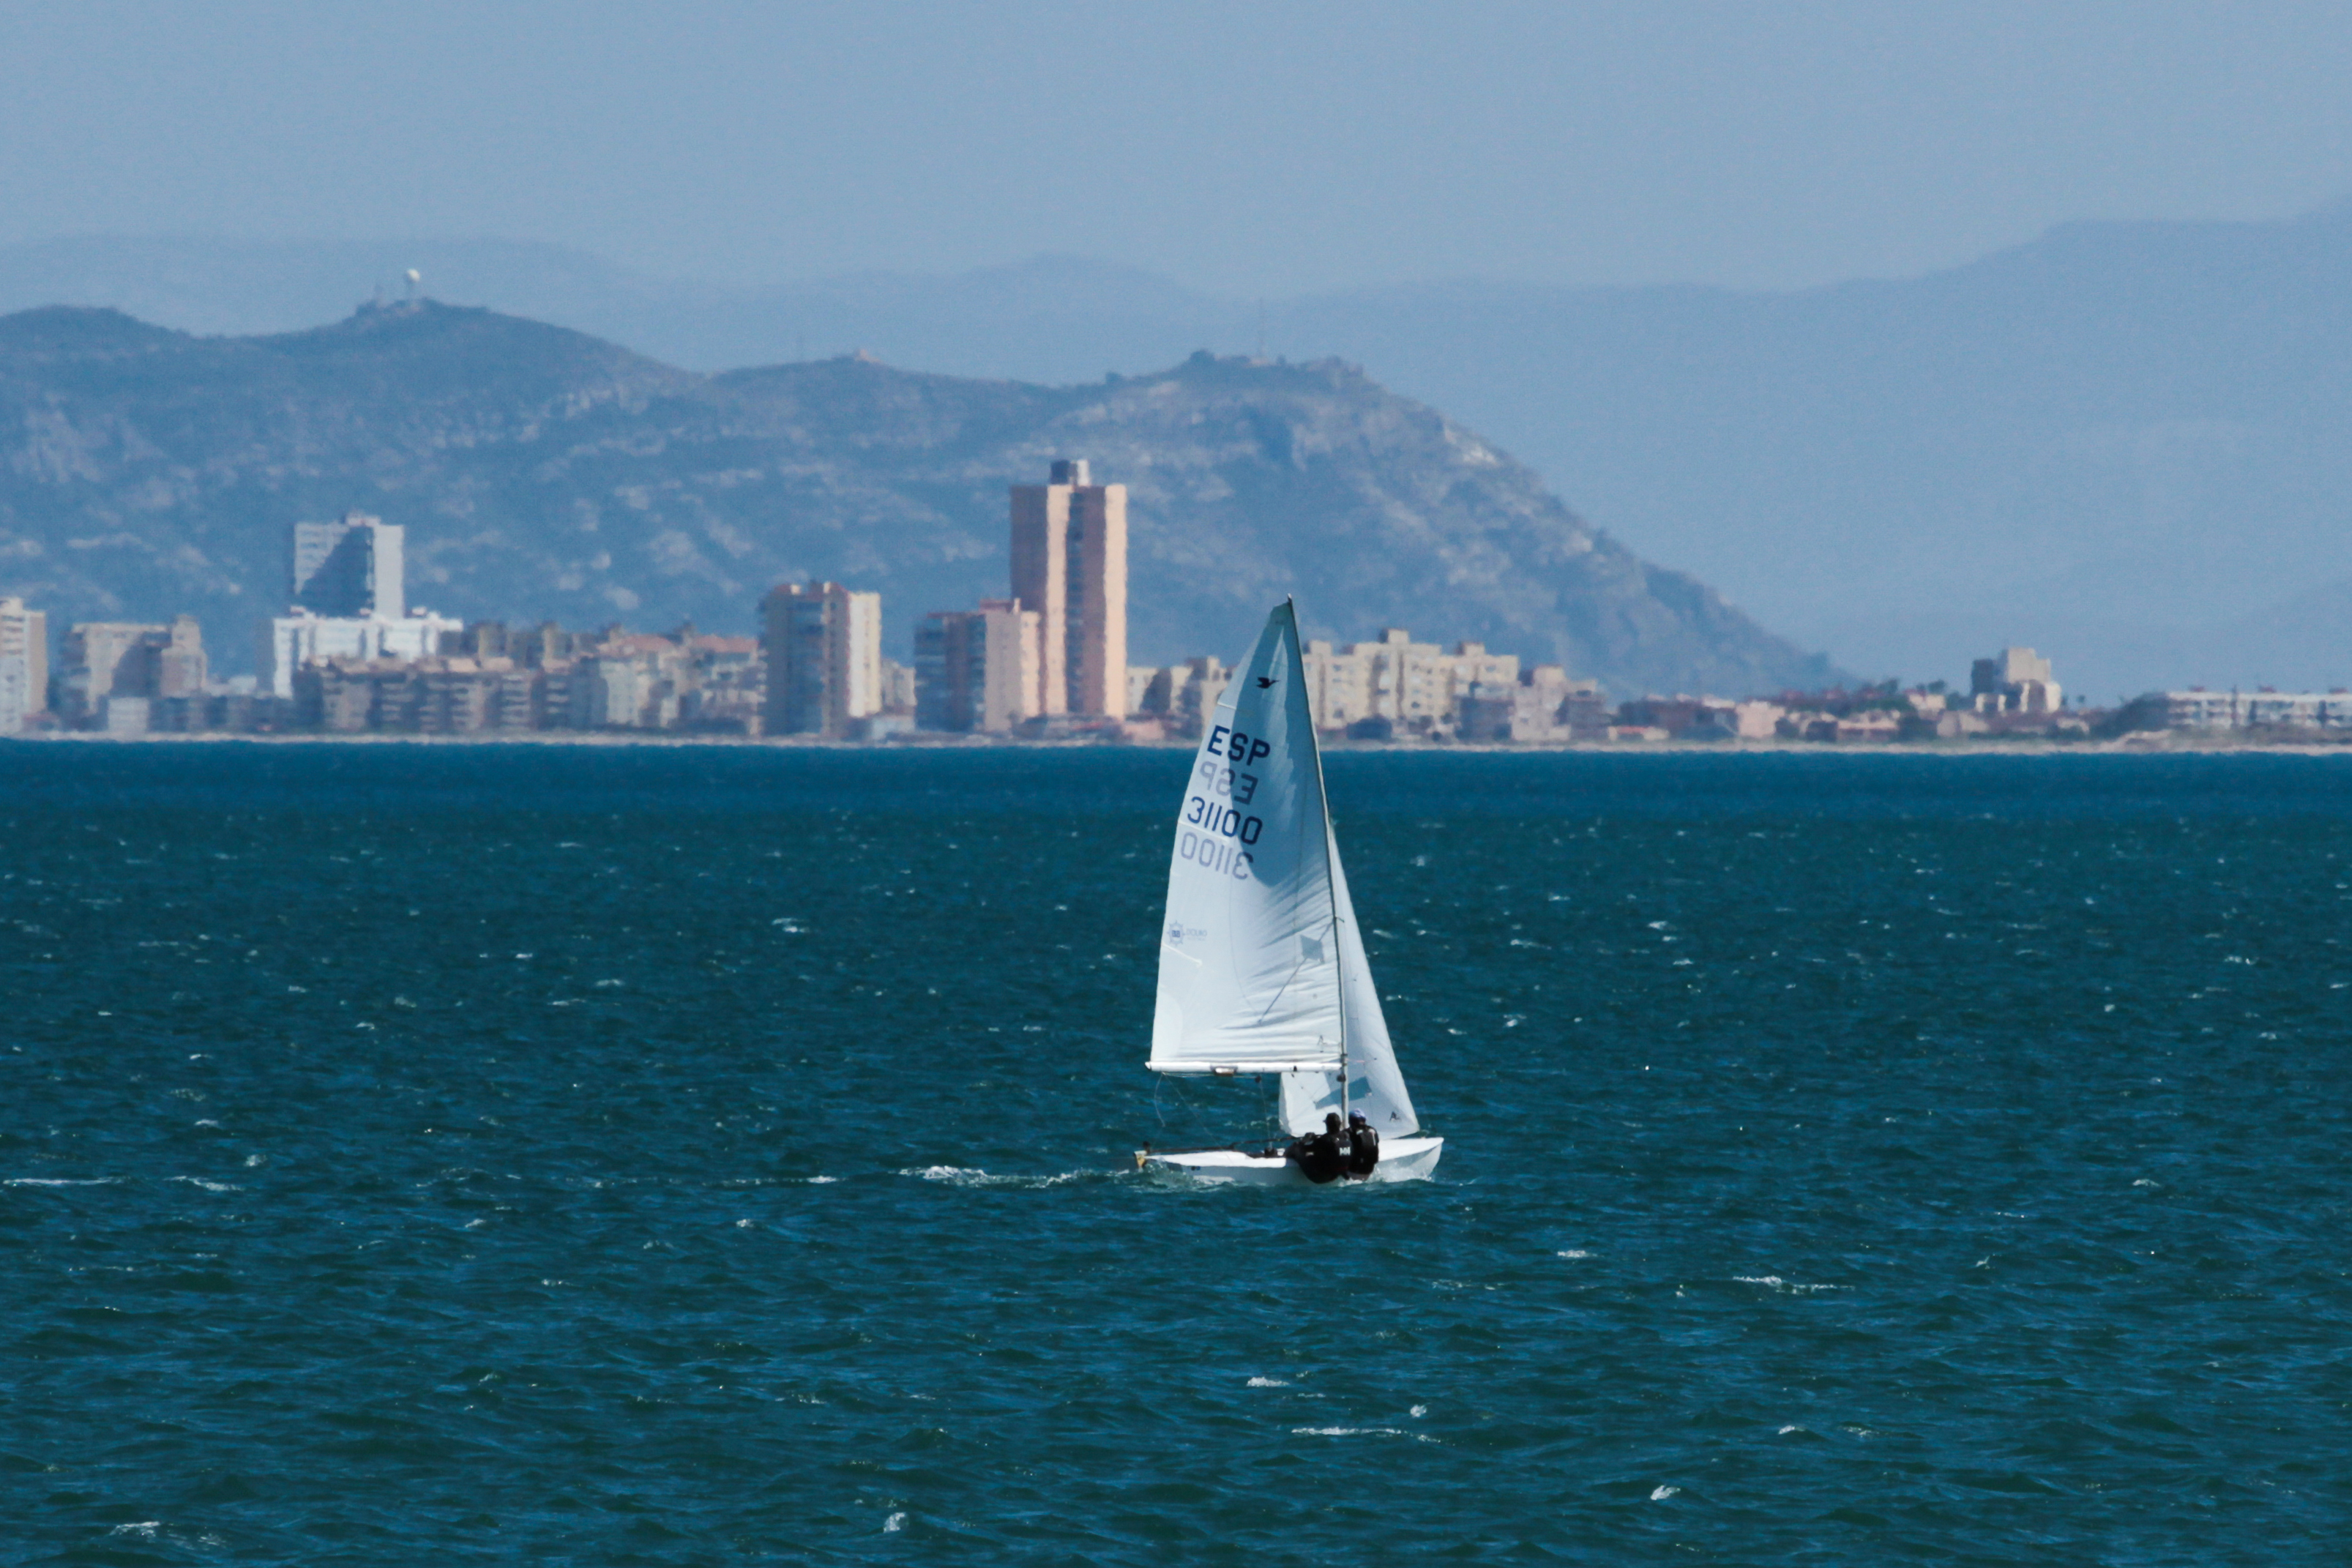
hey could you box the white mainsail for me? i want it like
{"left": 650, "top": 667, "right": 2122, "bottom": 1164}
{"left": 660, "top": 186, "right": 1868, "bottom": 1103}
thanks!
{"left": 1149, "top": 600, "right": 1421, "bottom": 1138}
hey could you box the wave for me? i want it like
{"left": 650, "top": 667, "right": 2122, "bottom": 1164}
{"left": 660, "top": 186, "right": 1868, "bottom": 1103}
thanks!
{"left": 1734, "top": 1275, "right": 1849, "bottom": 1294}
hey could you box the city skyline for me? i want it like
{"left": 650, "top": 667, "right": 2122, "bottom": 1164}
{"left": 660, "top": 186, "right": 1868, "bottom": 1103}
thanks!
{"left": 18, "top": 545, "right": 2352, "bottom": 744}
{"left": 6, "top": 479, "right": 2350, "bottom": 746}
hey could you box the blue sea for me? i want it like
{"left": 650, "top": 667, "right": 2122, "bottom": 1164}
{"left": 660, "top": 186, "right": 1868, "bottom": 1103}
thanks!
{"left": 4, "top": 744, "right": 2347, "bottom": 1564}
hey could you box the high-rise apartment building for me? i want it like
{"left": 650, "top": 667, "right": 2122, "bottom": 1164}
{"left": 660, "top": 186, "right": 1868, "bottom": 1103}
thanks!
{"left": 1010, "top": 459, "right": 1127, "bottom": 718}
{"left": 914, "top": 598, "right": 1042, "bottom": 733}
{"left": 292, "top": 511, "right": 405, "bottom": 617}
{"left": 761, "top": 581, "right": 881, "bottom": 737}
{"left": 0, "top": 596, "right": 47, "bottom": 733}
{"left": 262, "top": 514, "right": 457, "bottom": 697}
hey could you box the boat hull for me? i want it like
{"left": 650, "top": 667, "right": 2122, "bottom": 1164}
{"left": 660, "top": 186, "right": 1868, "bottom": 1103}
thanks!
{"left": 1139, "top": 1135, "right": 1444, "bottom": 1185}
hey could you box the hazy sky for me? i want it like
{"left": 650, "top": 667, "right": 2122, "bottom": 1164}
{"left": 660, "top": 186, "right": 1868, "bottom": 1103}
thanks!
{"left": 2, "top": 0, "right": 2348, "bottom": 296}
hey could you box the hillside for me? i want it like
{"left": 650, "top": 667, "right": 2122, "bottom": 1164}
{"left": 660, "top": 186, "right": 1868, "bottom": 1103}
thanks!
{"left": 17, "top": 210, "right": 2352, "bottom": 695}
{"left": 0, "top": 302, "right": 1837, "bottom": 695}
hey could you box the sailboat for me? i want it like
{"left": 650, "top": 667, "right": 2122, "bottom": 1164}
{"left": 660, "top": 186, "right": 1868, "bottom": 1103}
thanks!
{"left": 1136, "top": 600, "right": 1444, "bottom": 1184}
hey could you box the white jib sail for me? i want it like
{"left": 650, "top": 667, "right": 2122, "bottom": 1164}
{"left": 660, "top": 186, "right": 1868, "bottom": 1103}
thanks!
{"left": 1279, "top": 818, "right": 1421, "bottom": 1137}
{"left": 1151, "top": 601, "right": 1422, "bottom": 1139}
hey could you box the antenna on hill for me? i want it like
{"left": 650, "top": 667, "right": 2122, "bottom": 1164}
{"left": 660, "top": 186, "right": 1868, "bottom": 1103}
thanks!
{"left": 404, "top": 268, "right": 422, "bottom": 302}
{"left": 1256, "top": 299, "right": 1266, "bottom": 359}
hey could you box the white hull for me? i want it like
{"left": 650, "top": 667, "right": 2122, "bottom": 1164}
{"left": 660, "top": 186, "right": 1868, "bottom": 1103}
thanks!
{"left": 1140, "top": 1135, "right": 1444, "bottom": 1186}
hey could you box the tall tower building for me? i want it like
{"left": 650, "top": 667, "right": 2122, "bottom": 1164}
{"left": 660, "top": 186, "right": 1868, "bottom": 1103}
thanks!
{"left": 761, "top": 581, "right": 881, "bottom": 737}
{"left": 1010, "top": 459, "right": 1127, "bottom": 717}
{"left": 262, "top": 512, "right": 449, "bottom": 697}
{"left": 291, "top": 511, "right": 405, "bottom": 617}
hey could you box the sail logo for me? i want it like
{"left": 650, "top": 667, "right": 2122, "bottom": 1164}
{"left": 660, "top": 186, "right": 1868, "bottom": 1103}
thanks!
{"left": 1167, "top": 923, "right": 1207, "bottom": 946}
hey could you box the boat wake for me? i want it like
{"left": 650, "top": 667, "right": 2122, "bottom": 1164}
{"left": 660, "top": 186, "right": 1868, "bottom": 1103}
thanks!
{"left": 897, "top": 1166, "right": 1116, "bottom": 1189}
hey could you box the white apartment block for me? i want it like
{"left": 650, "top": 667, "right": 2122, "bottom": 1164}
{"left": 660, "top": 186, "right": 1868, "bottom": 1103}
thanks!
{"left": 2143, "top": 689, "right": 2352, "bottom": 731}
{"left": 261, "top": 610, "right": 463, "bottom": 698}
{"left": 292, "top": 512, "right": 404, "bottom": 619}
{"left": 1300, "top": 629, "right": 1520, "bottom": 731}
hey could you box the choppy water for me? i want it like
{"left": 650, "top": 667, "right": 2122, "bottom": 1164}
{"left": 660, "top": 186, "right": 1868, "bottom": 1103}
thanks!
{"left": 4, "top": 744, "right": 2348, "bottom": 1564}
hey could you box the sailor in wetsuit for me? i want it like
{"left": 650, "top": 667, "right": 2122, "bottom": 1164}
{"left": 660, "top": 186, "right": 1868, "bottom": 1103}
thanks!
{"left": 1285, "top": 1112, "right": 1349, "bottom": 1184}
{"left": 1344, "top": 1110, "right": 1380, "bottom": 1179}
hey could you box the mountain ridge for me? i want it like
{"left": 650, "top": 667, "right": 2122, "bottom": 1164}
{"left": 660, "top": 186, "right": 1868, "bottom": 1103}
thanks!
{"left": 0, "top": 300, "right": 1839, "bottom": 695}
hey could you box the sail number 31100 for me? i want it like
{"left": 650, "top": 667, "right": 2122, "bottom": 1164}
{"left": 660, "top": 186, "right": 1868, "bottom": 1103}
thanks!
{"left": 1179, "top": 791, "right": 1263, "bottom": 881}
{"left": 1181, "top": 733, "right": 1266, "bottom": 880}
{"left": 1182, "top": 794, "right": 1263, "bottom": 844}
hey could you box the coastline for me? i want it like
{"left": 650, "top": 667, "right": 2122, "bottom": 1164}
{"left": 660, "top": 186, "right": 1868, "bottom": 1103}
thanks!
{"left": 10, "top": 731, "right": 2352, "bottom": 757}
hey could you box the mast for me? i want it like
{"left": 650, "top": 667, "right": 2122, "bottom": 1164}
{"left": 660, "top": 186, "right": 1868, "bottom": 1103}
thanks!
{"left": 1290, "top": 597, "right": 1348, "bottom": 1129}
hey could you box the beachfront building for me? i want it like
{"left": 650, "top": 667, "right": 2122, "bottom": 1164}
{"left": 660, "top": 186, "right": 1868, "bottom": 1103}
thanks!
{"left": 1300, "top": 629, "right": 1523, "bottom": 734}
{"left": 261, "top": 608, "right": 460, "bottom": 698}
{"left": 0, "top": 596, "right": 48, "bottom": 734}
{"left": 56, "top": 616, "right": 207, "bottom": 731}
{"left": 1456, "top": 665, "right": 1610, "bottom": 742}
{"left": 285, "top": 623, "right": 766, "bottom": 737}
{"left": 2116, "top": 687, "right": 2352, "bottom": 733}
{"left": 1971, "top": 646, "right": 2063, "bottom": 714}
{"left": 915, "top": 598, "right": 1042, "bottom": 733}
{"left": 761, "top": 580, "right": 882, "bottom": 738}
{"left": 679, "top": 635, "right": 764, "bottom": 733}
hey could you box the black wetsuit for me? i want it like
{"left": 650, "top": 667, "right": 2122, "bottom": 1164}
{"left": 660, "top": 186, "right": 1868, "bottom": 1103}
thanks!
{"left": 1292, "top": 1130, "right": 1346, "bottom": 1184}
{"left": 1345, "top": 1125, "right": 1380, "bottom": 1179}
